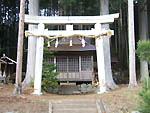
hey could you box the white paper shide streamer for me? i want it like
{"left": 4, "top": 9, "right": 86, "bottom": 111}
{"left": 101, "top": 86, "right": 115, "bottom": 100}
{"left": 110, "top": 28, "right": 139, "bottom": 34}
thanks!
{"left": 70, "top": 38, "right": 72, "bottom": 46}
{"left": 55, "top": 38, "right": 58, "bottom": 48}
{"left": 82, "top": 37, "right": 85, "bottom": 47}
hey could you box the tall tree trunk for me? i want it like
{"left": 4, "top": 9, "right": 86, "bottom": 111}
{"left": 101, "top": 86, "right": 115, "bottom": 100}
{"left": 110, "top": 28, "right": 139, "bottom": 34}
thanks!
{"left": 128, "top": 0, "right": 137, "bottom": 87}
{"left": 22, "top": 0, "right": 39, "bottom": 87}
{"left": 97, "top": 0, "right": 118, "bottom": 93}
{"left": 13, "top": 0, "right": 25, "bottom": 94}
{"left": 138, "top": 0, "right": 149, "bottom": 81}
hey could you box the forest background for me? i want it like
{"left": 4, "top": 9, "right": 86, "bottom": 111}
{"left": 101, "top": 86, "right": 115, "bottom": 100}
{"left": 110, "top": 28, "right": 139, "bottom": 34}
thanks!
{"left": 0, "top": 0, "right": 149, "bottom": 79}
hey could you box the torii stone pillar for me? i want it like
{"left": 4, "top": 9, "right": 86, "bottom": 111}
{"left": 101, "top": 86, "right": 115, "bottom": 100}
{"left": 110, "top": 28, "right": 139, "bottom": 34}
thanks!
{"left": 32, "top": 23, "right": 45, "bottom": 95}
{"left": 95, "top": 23, "right": 107, "bottom": 93}
{"left": 95, "top": 23, "right": 117, "bottom": 93}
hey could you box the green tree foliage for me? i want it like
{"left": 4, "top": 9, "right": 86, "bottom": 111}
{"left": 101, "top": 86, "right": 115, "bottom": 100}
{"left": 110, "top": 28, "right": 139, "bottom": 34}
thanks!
{"left": 109, "top": 0, "right": 120, "bottom": 13}
{"left": 136, "top": 78, "right": 150, "bottom": 113}
{"left": 0, "top": 0, "right": 29, "bottom": 66}
{"left": 136, "top": 40, "right": 150, "bottom": 62}
{"left": 42, "top": 62, "right": 59, "bottom": 91}
{"left": 42, "top": 48, "right": 59, "bottom": 92}
{"left": 43, "top": 46, "right": 55, "bottom": 58}
{"left": 0, "top": 48, "right": 2, "bottom": 53}
{"left": 136, "top": 40, "right": 150, "bottom": 113}
{"left": 40, "top": 0, "right": 100, "bottom": 16}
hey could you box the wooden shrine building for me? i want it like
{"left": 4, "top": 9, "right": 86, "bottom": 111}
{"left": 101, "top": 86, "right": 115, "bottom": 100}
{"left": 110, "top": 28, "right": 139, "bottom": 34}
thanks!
{"left": 47, "top": 37, "right": 96, "bottom": 82}
{"left": 0, "top": 54, "right": 16, "bottom": 83}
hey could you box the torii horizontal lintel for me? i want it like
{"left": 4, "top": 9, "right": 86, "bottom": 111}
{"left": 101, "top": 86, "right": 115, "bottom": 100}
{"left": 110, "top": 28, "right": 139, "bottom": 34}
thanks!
{"left": 24, "top": 13, "right": 119, "bottom": 25}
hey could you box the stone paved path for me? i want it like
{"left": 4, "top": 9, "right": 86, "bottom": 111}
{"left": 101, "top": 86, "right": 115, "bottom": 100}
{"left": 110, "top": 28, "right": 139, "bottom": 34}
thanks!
{"left": 50, "top": 99, "right": 98, "bottom": 113}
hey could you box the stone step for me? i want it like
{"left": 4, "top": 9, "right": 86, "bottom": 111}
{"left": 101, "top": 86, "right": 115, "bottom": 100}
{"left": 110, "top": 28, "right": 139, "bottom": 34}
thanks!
{"left": 50, "top": 99, "right": 98, "bottom": 113}
{"left": 53, "top": 103, "right": 97, "bottom": 109}
{"left": 51, "top": 99, "right": 96, "bottom": 104}
{"left": 53, "top": 108, "right": 98, "bottom": 113}
{"left": 60, "top": 83, "right": 76, "bottom": 85}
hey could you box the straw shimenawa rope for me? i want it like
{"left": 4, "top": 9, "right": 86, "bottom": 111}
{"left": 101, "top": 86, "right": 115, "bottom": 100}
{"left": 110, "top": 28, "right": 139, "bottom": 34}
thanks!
{"left": 25, "top": 30, "right": 112, "bottom": 39}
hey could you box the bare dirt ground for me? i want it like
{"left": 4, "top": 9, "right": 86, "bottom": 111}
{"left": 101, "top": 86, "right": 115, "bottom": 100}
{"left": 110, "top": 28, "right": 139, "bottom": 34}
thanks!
{"left": 0, "top": 84, "right": 140, "bottom": 113}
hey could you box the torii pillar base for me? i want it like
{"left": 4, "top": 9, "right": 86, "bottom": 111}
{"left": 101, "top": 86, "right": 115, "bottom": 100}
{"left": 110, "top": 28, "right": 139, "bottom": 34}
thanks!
{"left": 32, "top": 90, "right": 42, "bottom": 96}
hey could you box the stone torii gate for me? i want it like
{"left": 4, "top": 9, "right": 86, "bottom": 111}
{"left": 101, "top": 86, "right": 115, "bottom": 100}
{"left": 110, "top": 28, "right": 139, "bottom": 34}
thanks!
{"left": 24, "top": 13, "right": 119, "bottom": 95}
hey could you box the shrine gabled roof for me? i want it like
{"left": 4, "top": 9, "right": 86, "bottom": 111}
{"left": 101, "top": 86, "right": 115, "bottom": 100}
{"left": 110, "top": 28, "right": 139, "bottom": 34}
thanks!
{"left": 48, "top": 37, "right": 96, "bottom": 51}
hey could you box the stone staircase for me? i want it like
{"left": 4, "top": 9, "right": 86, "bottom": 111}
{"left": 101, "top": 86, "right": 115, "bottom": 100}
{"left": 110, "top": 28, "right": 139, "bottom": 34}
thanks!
{"left": 49, "top": 99, "right": 99, "bottom": 113}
